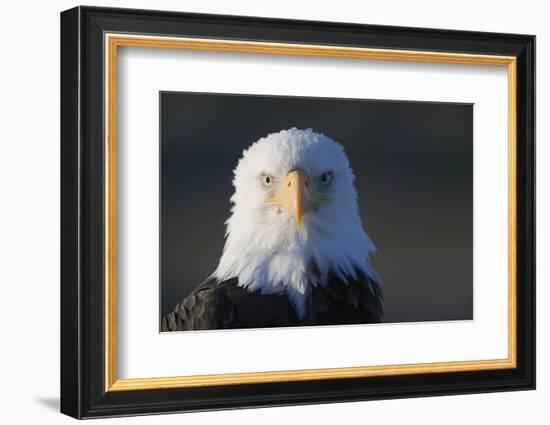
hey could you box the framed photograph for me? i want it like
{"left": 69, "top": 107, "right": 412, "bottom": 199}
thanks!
{"left": 60, "top": 6, "right": 535, "bottom": 419}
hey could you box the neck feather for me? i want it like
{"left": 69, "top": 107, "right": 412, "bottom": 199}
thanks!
{"left": 212, "top": 211, "right": 380, "bottom": 319}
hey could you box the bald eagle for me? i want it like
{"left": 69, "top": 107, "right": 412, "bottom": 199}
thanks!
{"left": 162, "top": 128, "right": 382, "bottom": 331}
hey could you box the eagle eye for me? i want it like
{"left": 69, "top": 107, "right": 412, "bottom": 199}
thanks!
{"left": 319, "top": 172, "right": 333, "bottom": 186}
{"left": 260, "top": 173, "right": 274, "bottom": 189}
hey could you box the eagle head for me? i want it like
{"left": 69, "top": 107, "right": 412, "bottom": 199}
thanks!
{"left": 213, "top": 128, "right": 380, "bottom": 318}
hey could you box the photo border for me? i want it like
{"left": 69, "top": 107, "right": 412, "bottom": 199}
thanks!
{"left": 104, "top": 32, "right": 516, "bottom": 392}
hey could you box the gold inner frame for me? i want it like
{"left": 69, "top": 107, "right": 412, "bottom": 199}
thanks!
{"left": 104, "top": 33, "right": 518, "bottom": 392}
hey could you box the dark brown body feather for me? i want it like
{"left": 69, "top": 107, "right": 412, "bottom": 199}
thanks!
{"left": 161, "top": 273, "right": 383, "bottom": 331}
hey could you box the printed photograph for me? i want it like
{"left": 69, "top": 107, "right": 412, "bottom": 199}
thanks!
{"left": 160, "top": 92, "right": 473, "bottom": 332}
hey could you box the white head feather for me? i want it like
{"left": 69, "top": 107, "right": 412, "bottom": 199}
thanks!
{"left": 213, "top": 128, "right": 380, "bottom": 318}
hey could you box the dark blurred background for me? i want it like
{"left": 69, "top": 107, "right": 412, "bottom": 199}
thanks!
{"left": 160, "top": 92, "right": 473, "bottom": 324}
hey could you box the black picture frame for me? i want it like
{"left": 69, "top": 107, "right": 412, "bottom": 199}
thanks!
{"left": 61, "top": 5, "right": 535, "bottom": 419}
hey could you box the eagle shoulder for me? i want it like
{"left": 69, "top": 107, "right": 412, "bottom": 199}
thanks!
{"left": 161, "top": 279, "right": 239, "bottom": 331}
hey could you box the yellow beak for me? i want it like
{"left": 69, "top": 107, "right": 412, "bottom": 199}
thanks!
{"left": 280, "top": 170, "right": 311, "bottom": 229}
